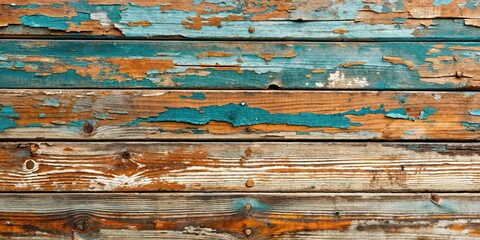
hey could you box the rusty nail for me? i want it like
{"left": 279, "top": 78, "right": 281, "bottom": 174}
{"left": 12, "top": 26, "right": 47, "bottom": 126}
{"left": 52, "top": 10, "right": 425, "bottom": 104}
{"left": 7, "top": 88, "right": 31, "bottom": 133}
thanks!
{"left": 245, "top": 179, "right": 255, "bottom": 188}
{"left": 453, "top": 55, "right": 460, "bottom": 61}
{"left": 76, "top": 220, "right": 88, "bottom": 231}
{"left": 455, "top": 71, "right": 463, "bottom": 78}
{"left": 245, "top": 203, "right": 252, "bottom": 210}
{"left": 248, "top": 27, "right": 255, "bottom": 33}
{"left": 430, "top": 193, "right": 440, "bottom": 204}
{"left": 82, "top": 123, "right": 94, "bottom": 134}
{"left": 245, "top": 228, "right": 252, "bottom": 236}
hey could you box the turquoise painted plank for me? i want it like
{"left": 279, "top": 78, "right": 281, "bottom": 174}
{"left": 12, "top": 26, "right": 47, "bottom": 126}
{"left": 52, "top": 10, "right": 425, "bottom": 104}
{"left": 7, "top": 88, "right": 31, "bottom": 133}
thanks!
{"left": 1, "top": 40, "right": 479, "bottom": 89}
{"left": 0, "top": 90, "right": 479, "bottom": 140}
{"left": 0, "top": 0, "right": 479, "bottom": 40}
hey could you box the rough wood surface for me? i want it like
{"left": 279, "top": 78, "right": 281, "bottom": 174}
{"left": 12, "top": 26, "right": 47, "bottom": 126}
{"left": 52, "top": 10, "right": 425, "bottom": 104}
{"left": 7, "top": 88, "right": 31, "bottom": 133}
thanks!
{"left": 1, "top": 90, "right": 480, "bottom": 140}
{"left": 0, "top": 0, "right": 479, "bottom": 40}
{"left": 0, "top": 193, "right": 479, "bottom": 239}
{"left": 2, "top": 142, "right": 480, "bottom": 192}
{"left": 1, "top": 40, "right": 480, "bottom": 89}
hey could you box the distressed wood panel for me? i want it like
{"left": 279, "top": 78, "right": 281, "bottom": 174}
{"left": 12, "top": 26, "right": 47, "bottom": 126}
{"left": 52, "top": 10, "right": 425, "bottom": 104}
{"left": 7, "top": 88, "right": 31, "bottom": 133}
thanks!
{"left": 1, "top": 40, "right": 480, "bottom": 89}
{"left": 0, "top": 0, "right": 479, "bottom": 40}
{"left": 3, "top": 142, "right": 480, "bottom": 192}
{"left": 0, "top": 193, "right": 480, "bottom": 239}
{"left": 1, "top": 90, "right": 480, "bottom": 140}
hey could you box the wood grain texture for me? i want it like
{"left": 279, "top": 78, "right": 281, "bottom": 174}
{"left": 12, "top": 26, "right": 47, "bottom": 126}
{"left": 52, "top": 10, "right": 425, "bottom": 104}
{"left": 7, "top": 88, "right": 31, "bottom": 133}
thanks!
{"left": 1, "top": 90, "right": 480, "bottom": 140}
{"left": 1, "top": 193, "right": 480, "bottom": 239}
{"left": 0, "top": 0, "right": 479, "bottom": 40}
{"left": 1, "top": 40, "right": 480, "bottom": 89}
{"left": 3, "top": 142, "right": 480, "bottom": 192}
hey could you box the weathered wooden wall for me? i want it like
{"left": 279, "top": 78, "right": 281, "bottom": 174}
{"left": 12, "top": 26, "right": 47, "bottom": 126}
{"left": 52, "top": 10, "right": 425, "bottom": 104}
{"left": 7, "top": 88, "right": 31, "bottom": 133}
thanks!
{"left": 1, "top": 0, "right": 480, "bottom": 239}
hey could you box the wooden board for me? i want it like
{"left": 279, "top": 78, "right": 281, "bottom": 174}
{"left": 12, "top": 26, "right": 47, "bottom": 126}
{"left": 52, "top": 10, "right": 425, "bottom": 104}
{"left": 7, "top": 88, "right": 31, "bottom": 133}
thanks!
{"left": 0, "top": 0, "right": 479, "bottom": 40}
{"left": 1, "top": 90, "right": 480, "bottom": 140}
{"left": 3, "top": 142, "right": 480, "bottom": 192}
{"left": 1, "top": 40, "right": 480, "bottom": 89}
{"left": 1, "top": 193, "right": 480, "bottom": 239}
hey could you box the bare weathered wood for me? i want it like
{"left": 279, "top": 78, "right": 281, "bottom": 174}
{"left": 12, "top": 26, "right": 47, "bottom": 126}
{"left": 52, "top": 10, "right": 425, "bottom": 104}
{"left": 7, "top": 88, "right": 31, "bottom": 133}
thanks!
{"left": 2, "top": 142, "right": 480, "bottom": 192}
{"left": 0, "top": 193, "right": 479, "bottom": 239}
{"left": 0, "top": 0, "right": 479, "bottom": 40}
{"left": 1, "top": 90, "right": 480, "bottom": 140}
{"left": 1, "top": 40, "right": 479, "bottom": 89}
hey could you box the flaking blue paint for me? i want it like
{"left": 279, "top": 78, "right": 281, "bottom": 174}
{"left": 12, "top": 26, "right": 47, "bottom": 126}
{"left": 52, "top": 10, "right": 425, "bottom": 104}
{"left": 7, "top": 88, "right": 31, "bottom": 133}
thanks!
{"left": 468, "top": 109, "right": 480, "bottom": 116}
{"left": 124, "top": 103, "right": 394, "bottom": 129}
{"left": 43, "top": 98, "right": 60, "bottom": 107}
{"left": 0, "top": 105, "right": 19, "bottom": 132}
{"left": 433, "top": 0, "right": 453, "bottom": 6}
{"left": 19, "top": 15, "right": 70, "bottom": 30}
{"left": 385, "top": 107, "right": 414, "bottom": 120}
{"left": 462, "top": 122, "right": 480, "bottom": 131}
{"left": 418, "top": 107, "right": 438, "bottom": 120}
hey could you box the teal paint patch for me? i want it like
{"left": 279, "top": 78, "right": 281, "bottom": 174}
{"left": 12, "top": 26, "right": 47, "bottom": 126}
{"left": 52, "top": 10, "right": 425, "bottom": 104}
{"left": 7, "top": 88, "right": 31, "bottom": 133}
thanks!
{"left": 14, "top": 62, "right": 25, "bottom": 68}
{"left": 462, "top": 122, "right": 480, "bottom": 131}
{"left": 231, "top": 198, "right": 271, "bottom": 212}
{"left": 124, "top": 103, "right": 388, "bottom": 129}
{"left": 43, "top": 98, "right": 59, "bottom": 107}
{"left": 418, "top": 107, "right": 438, "bottom": 120}
{"left": 39, "top": 113, "right": 46, "bottom": 118}
{"left": 0, "top": 105, "right": 19, "bottom": 118}
{"left": 385, "top": 107, "right": 414, "bottom": 120}
{"left": 392, "top": 93, "right": 410, "bottom": 104}
{"left": 0, "top": 105, "right": 19, "bottom": 132}
{"left": 433, "top": 0, "right": 453, "bottom": 6}
{"left": 468, "top": 109, "right": 480, "bottom": 116}
{"left": 392, "top": 18, "right": 407, "bottom": 24}
{"left": 461, "top": 0, "right": 478, "bottom": 9}
{"left": 180, "top": 93, "right": 206, "bottom": 100}
{"left": 19, "top": 15, "right": 70, "bottom": 30}
{"left": 24, "top": 123, "right": 43, "bottom": 127}
{"left": 296, "top": 132, "right": 311, "bottom": 135}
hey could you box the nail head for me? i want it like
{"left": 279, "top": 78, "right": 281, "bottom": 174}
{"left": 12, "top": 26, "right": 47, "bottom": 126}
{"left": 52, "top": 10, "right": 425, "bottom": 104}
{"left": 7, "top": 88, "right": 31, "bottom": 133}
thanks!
{"left": 248, "top": 27, "right": 255, "bottom": 33}
{"left": 245, "top": 228, "right": 252, "bottom": 236}
{"left": 430, "top": 193, "right": 440, "bottom": 204}
{"left": 245, "top": 179, "right": 255, "bottom": 188}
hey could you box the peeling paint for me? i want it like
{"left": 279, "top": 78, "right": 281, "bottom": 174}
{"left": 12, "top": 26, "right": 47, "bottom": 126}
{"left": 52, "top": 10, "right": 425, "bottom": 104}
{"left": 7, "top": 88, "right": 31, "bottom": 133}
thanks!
{"left": 419, "top": 107, "right": 438, "bottom": 120}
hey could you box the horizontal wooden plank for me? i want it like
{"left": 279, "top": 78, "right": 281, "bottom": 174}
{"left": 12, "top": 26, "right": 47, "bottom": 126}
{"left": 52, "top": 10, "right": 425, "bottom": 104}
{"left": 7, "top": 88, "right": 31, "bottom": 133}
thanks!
{"left": 1, "top": 193, "right": 480, "bottom": 239}
{"left": 3, "top": 142, "right": 480, "bottom": 192}
{"left": 1, "top": 90, "right": 480, "bottom": 140}
{"left": 0, "top": 1, "right": 479, "bottom": 40}
{"left": 1, "top": 40, "right": 480, "bottom": 89}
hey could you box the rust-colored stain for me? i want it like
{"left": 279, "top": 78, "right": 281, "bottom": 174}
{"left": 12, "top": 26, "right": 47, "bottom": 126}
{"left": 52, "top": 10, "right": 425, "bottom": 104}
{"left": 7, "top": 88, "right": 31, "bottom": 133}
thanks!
{"left": 197, "top": 52, "right": 234, "bottom": 59}
{"left": 383, "top": 56, "right": 415, "bottom": 70}
{"left": 105, "top": 58, "right": 175, "bottom": 80}
{"left": 341, "top": 61, "right": 366, "bottom": 68}
{"left": 128, "top": 20, "right": 152, "bottom": 27}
